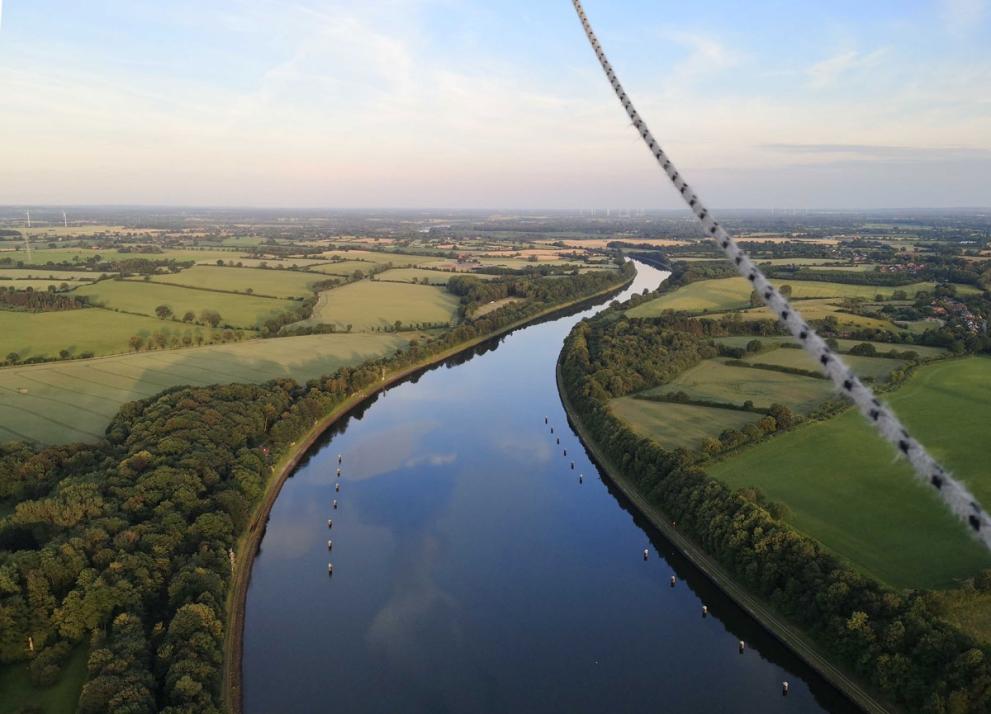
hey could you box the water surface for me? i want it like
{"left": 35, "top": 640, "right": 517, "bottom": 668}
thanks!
{"left": 243, "top": 262, "right": 856, "bottom": 714}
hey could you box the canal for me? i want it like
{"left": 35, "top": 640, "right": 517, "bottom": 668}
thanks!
{"left": 242, "top": 261, "right": 857, "bottom": 713}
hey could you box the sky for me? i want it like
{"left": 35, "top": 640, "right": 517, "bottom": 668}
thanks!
{"left": 0, "top": 0, "right": 989, "bottom": 209}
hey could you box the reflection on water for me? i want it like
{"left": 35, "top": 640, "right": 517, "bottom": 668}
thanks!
{"left": 243, "top": 263, "right": 858, "bottom": 714}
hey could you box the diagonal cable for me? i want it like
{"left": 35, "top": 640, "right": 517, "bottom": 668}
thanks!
{"left": 571, "top": 0, "right": 991, "bottom": 548}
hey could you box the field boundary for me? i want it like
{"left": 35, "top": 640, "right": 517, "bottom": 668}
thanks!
{"left": 555, "top": 362, "right": 895, "bottom": 714}
{"left": 222, "top": 272, "right": 634, "bottom": 714}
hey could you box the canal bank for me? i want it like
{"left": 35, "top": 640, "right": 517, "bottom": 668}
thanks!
{"left": 554, "top": 363, "right": 893, "bottom": 714}
{"left": 222, "top": 270, "right": 635, "bottom": 714}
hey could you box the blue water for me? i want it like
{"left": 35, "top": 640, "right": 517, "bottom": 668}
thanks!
{"left": 243, "top": 263, "right": 856, "bottom": 714}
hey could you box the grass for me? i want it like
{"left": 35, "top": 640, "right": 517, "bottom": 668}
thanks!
{"left": 473, "top": 297, "right": 524, "bottom": 317}
{"left": 300, "top": 280, "right": 459, "bottom": 331}
{"left": 317, "top": 250, "right": 427, "bottom": 267}
{"left": 74, "top": 280, "right": 292, "bottom": 328}
{"left": 0, "top": 269, "right": 104, "bottom": 280}
{"left": 743, "top": 348, "right": 908, "bottom": 380}
{"left": 306, "top": 261, "right": 383, "bottom": 276}
{"left": 934, "top": 590, "right": 991, "bottom": 645}
{"left": 22, "top": 248, "right": 246, "bottom": 265}
{"left": 0, "top": 646, "right": 87, "bottom": 714}
{"left": 609, "top": 397, "right": 760, "bottom": 451}
{"left": 707, "top": 357, "right": 991, "bottom": 590}
{"left": 0, "top": 333, "right": 411, "bottom": 443}
{"left": 375, "top": 268, "right": 463, "bottom": 285}
{"left": 145, "top": 266, "right": 325, "bottom": 298}
{"left": 0, "top": 309, "right": 184, "bottom": 360}
{"left": 628, "top": 277, "right": 940, "bottom": 317}
{"left": 704, "top": 299, "right": 896, "bottom": 330}
{"left": 646, "top": 360, "right": 834, "bottom": 414}
{"left": 714, "top": 336, "right": 947, "bottom": 359}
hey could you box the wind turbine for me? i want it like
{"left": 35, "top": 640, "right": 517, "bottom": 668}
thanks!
{"left": 25, "top": 209, "right": 31, "bottom": 228}
{"left": 62, "top": 210, "right": 68, "bottom": 228}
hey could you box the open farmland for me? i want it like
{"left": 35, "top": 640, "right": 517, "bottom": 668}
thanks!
{"left": 0, "top": 269, "right": 105, "bottom": 280}
{"left": 609, "top": 397, "right": 760, "bottom": 451}
{"left": 145, "top": 265, "right": 326, "bottom": 298}
{"left": 22, "top": 247, "right": 248, "bottom": 265}
{"left": 646, "top": 360, "right": 833, "bottom": 414}
{"left": 75, "top": 280, "right": 292, "bottom": 328}
{"left": 743, "top": 347, "right": 908, "bottom": 380}
{"left": 0, "top": 333, "right": 411, "bottom": 443}
{"left": 0, "top": 309, "right": 183, "bottom": 360}
{"left": 301, "top": 281, "right": 460, "bottom": 331}
{"left": 307, "top": 261, "right": 384, "bottom": 277}
{"left": 317, "top": 250, "right": 427, "bottom": 267}
{"left": 714, "top": 336, "right": 947, "bottom": 359}
{"left": 627, "top": 277, "right": 941, "bottom": 317}
{"left": 375, "top": 268, "right": 465, "bottom": 285}
{"left": 703, "top": 299, "right": 896, "bottom": 330}
{"left": 708, "top": 357, "right": 991, "bottom": 590}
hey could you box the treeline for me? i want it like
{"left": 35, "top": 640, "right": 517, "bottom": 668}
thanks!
{"left": 0, "top": 287, "right": 88, "bottom": 312}
{"left": 560, "top": 312, "right": 991, "bottom": 713}
{"left": 0, "top": 265, "right": 634, "bottom": 712}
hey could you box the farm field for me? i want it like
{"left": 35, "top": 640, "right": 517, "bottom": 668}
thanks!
{"left": 627, "top": 277, "right": 941, "bottom": 317}
{"left": 646, "top": 360, "right": 833, "bottom": 414}
{"left": 0, "top": 269, "right": 106, "bottom": 280}
{"left": 301, "top": 281, "right": 459, "bottom": 331}
{"left": 708, "top": 357, "right": 991, "bottom": 590}
{"left": 375, "top": 268, "right": 463, "bottom": 285}
{"left": 704, "top": 298, "right": 896, "bottom": 330}
{"left": 714, "top": 336, "right": 947, "bottom": 359}
{"left": 473, "top": 297, "right": 524, "bottom": 317}
{"left": 0, "top": 309, "right": 182, "bottom": 360}
{"left": 1, "top": 280, "right": 98, "bottom": 291}
{"left": 0, "top": 333, "right": 411, "bottom": 443}
{"left": 609, "top": 397, "right": 760, "bottom": 451}
{"left": 743, "top": 348, "right": 908, "bottom": 380}
{"left": 23, "top": 247, "right": 247, "bottom": 265}
{"left": 75, "top": 280, "right": 291, "bottom": 328}
{"left": 145, "top": 265, "right": 325, "bottom": 298}
{"left": 317, "top": 250, "right": 427, "bottom": 267}
{"left": 307, "top": 261, "right": 384, "bottom": 276}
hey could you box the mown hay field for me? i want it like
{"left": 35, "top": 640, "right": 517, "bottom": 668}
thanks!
{"left": 0, "top": 309, "right": 181, "bottom": 360}
{"left": 608, "top": 397, "right": 760, "bottom": 451}
{"left": 301, "top": 281, "right": 459, "bottom": 331}
{"left": 75, "top": 280, "right": 292, "bottom": 328}
{"left": 708, "top": 357, "right": 991, "bottom": 590}
{"left": 0, "top": 333, "right": 410, "bottom": 444}
{"left": 646, "top": 360, "right": 833, "bottom": 414}
{"left": 145, "top": 265, "right": 325, "bottom": 298}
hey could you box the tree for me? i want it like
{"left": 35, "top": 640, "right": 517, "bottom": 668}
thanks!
{"left": 6, "top": 352, "right": 19, "bottom": 364}
{"left": 200, "top": 309, "right": 222, "bottom": 328}
{"left": 182, "top": 311, "right": 195, "bottom": 323}
{"left": 155, "top": 304, "right": 173, "bottom": 320}
{"left": 779, "top": 284, "right": 793, "bottom": 298}
{"left": 59, "top": 349, "right": 71, "bottom": 360}
{"left": 749, "top": 290, "right": 763, "bottom": 308}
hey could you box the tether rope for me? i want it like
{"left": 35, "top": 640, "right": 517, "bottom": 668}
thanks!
{"left": 571, "top": 0, "right": 991, "bottom": 548}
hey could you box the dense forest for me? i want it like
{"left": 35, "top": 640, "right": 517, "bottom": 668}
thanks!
{"left": 0, "top": 262, "right": 633, "bottom": 712}
{"left": 559, "top": 308, "right": 991, "bottom": 713}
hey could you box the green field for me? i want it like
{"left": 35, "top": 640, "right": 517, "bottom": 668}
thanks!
{"left": 301, "top": 281, "right": 460, "bottom": 331}
{"left": 708, "top": 358, "right": 991, "bottom": 590}
{"left": 375, "top": 268, "right": 461, "bottom": 285}
{"left": 647, "top": 360, "right": 833, "bottom": 414}
{"left": 307, "top": 261, "right": 384, "bottom": 276}
{"left": 0, "top": 646, "right": 87, "bottom": 714}
{"left": 704, "top": 298, "right": 896, "bottom": 330}
{"left": 609, "top": 397, "right": 760, "bottom": 451}
{"left": 0, "top": 269, "right": 105, "bottom": 280}
{"left": 23, "top": 247, "right": 246, "bottom": 265}
{"left": 0, "top": 333, "right": 411, "bottom": 443}
{"left": 317, "top": 250, "right": 428, "bottom": 267}
{"left": 146, "top": 265, "right": 324, "bottom": 298}
{"left": 744, "top": 348, "right": 908, "bottom": 380}
{"left": 75, "top": 280, "right": 291, "bottom": 328}
{"left": 0, "top": 309, "right": 186, "bottom": 360}
{"left": 628, "top": 277, "right": 940, "bottom": 317}
{"left": 714, "top": 336, "right": 947, "bottom": 359}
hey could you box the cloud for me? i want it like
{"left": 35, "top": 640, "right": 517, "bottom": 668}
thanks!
{"left": 762, "top": 143, "right": 991, "bottom": 161}
{"left": 806, "top": 49, "right": 886, "bottom": 88}
{"left": 941, "top": 0, "right": 987, "bottom": 33}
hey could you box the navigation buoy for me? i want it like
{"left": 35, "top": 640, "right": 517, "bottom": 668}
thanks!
{"left": 328, "top": 563, "right": 334, "bottom": 575}
{"left": 702, "top": 605, "right": 708, "bottom": 618}
{"left": 670, "top": 575, "right": 677, "bottom": 587}
{"left": 563, "top": 449, "right": 567, "bottom": 456}
{"left": 328, "top": 540, "right": 333, "bottom": 550}
{"left": 579, "top": 474, "right": 583, "bottom": 484}
{"left": 336, "top": 467, "right": 341, "bottom": 476}
{"left": 338, "top": 454, "right": 342, "bottom": 464}
{"left": 333, "top": 499, "right": 338, "bottom": 509}
{"left": 643, "top": 548, "right": 649, "bottom": 561}
{"left": 739, "top": 640, "right": 745, "bottom": 654}
{"left": 570, "top": 461, "right": 575, "bottom": 470}
{"left": 550, "top": 427, "right": 554, "bottom": 434}
{"left": 556, "top": 437, "right": 560, "bottom": 444}
{"left": 336, "top": 482, "right": 340, "bottom": 492}
{"left": 327, "top": 519, "right": 333, "bottom": 528}
{"left": 782, "top": 682, "right": 789, "bottom": 696}
{"left": 545, "top": 416, "right": 548, "bottom": 424}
